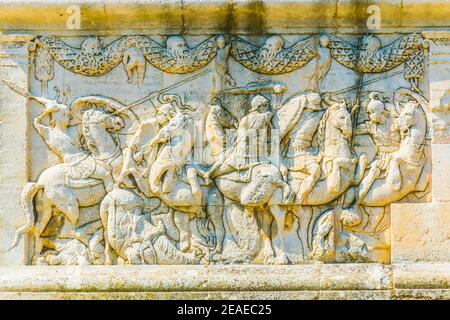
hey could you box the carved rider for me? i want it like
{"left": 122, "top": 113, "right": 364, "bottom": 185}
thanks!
{"left": 147, "top": 98, "right": 202, "bottom": 205}
{"left": 204, "top": 94, "right": 273, "bottom": 182}
{"left": 30, "top": 96, "right": 117, "bottom": 192}
{"left": 282, "top": 92, "right": 324, "bottom": 203}
{"left": 116, "top": 97, "right": 177, "bottom": 194}
{"left": 355, "top": 92, "right": 401, "bottom": 202}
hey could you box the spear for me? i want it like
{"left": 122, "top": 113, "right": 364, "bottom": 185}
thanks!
{"left": 350, "top": 35, "right": 366, "bottom": 150}
{"left": 112, "top": 69, "right": 212, "bottom": 116}
{"left": 331, "top": 34, "right": 365, "bottom": 262}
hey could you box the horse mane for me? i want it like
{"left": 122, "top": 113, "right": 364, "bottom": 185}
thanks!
{"left": 317, "top": 105, "right": 333, "bottom": 152}
{"left": 80, "top": 108, "right": 120, "bottom": 156}
{"left": 81, "top": 110, "right": 98, "bottom": 154}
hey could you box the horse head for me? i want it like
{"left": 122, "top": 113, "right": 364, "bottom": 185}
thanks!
{"left": 82, "top": 109, "right": 125, "bottom": 132}
{"left": 332, "top": 101, "right": 353, "bottom": 140}
{"left": 398, "top": 100, "right": 423, "bottom": 135}
{"left": 321, "top": 100, "right": 352, "bottom": 141}
{"left": 317, "top": 99, "right": 353, "bottom": 160}
{"left": 81, "top": 108, "right": 125, "bottom": 158}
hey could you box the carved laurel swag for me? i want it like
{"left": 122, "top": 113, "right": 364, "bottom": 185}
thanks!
{"left": 36, "top": 34, "right": 320, "bottom": 77}
{"left": 322, "top": 33, "right": 425, "bottom": 81}
{"left": 36, "top": 35, "right": 219, "bottom": 75}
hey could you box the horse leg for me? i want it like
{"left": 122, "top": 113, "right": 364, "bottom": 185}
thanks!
{"left": 32, "top": 200, "right": 52, "bottom": 264}
{"left": 298, "top": 162, "right": 320, "bottom": 204}
{"left": 363, "top": 206, "right": 385, "bottom": 234}
{"left": 99, "top": 196, "right": 115, "bottom": 265}
{"left": 187, "top": 167, "right": 202, "bottom": 207}
{"left": 387, "top": 155, "right": 402, "bottom": 191}
{"left": 258, "top": 207, "right": 275, "bottom": 264}
{"left": 208, "top": 188, "right": 224, "bottom": 254}
{"left": 92, "top": 164, "right": 114, "bottom": 193}
{"left": 327, "top": 158, "right": 343, "bottom": 194}
{"left": 358, "top": 165, "right": 381, "bottom": 204}
{"left": 173, "top": 211, "right": 191, "bottom": 252}
{"left": 269, "top": 205, "right": 289, "bottom": 264}
{"left": 353, "top": 153, "right": 368, "bottom": 185}
{"left": 292, "top": 206, "right": 313, "bottom": 259}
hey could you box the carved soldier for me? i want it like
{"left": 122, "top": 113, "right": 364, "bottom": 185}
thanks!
{"left": 146, "top": 96, "right": 202, "bottom": 205}
{"left": 30, "top": 96, "right": 119, "bottom": 192}
{"left": 282, "top": 92, "right": 324, "bottom": 203}
{"left": 356, "top": 92, "right": 401, "bottom": 202}
{"left": 204, "top": 94, "right": 273, "bottom": 182}
{"left": 116, "top": 96, "right": 177, "bottom": 195}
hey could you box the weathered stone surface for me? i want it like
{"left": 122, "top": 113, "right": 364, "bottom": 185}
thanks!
{"left": 391, "top": 202, "right": 450, "bottom": 262}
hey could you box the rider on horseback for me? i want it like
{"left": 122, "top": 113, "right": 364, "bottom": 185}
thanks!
{"left": 356, "top": 92, "right": 401, "bottom": 202}
{"left": 146, "top": 97, "right": 203, "bottom": 205}
{"left": 116, "top": 96, "right": 177, "bottom": 194}
{"left": 282, "top": 92, "right": 324, "bottom": 204}
{"left": 31, "top": 96, "right": 118, "bottom": 192}
{"left": 202, "top": 94, "right": 273, "bottom": 183}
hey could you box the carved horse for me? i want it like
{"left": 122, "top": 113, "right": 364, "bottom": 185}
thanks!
{"left": 288, "top": 101, "right": 367, "bottom": 258}
{"left": 11, "top": 108, "right": 124, "bottom": 263}
{"left": 213, "top": 163, "right": 295, "bottom": 264}
{"left": 292, "top": 101, "right": 367, "bottom": 206}
{"left": 126, "top": 96, "right": 226, "bottom": 255}
{"left": 360, "top": 98, "right": 428, "bottom": 206}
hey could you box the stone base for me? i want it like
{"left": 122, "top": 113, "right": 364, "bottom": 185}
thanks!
{"left": 0, "top": 263, "right": 448, "bottom": 300}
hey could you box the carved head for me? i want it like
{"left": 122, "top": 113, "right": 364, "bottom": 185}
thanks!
{"left": 259, "top": 35, "right": 285, "bottom": 62}
{"left": 367, "top": 92, "right": 388, "bottom": 124}
{"left": 360, "top": 34, "right": 381, "bottom": 59}
{"left": 250, "top": 95, "right": 270, "bottom": 113}
{"left": 306, "top": 92, "right": 323, "bottom": 110}
{"left": 216, "top": 35, "right": 226, "bottom": 49}
{"left": 319, "top": 34, "right": 330, "bottom": 48}
{"left": 157, "top": 103, "right": 176, "bottom": 126}
{"left": 80, "top": 36, "right": 103, "bottom": 56}
{"left": 166, "top": 36, "right": 192, "bottom": 64}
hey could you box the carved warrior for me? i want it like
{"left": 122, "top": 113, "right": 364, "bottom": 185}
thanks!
{"left": 11, "top": 95, "right": 126, "bottom": 264}
{"left": 359, "top": 89, "right": 429, "bottom": 206}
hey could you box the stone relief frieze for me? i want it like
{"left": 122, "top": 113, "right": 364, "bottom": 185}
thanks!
{"left": 3, "top": 32, "right": 431, "bottom": 266}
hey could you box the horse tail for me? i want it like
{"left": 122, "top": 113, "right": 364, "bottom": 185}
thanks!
{"left": 10, "top": 182, "right": 43, "bottom": 250}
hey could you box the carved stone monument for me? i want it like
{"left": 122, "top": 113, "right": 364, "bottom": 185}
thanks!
{"left": 0, "top": 1, "right": 448, "bottom": 299}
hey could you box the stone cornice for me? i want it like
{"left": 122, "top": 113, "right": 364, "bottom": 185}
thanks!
{"left": 0, "top": 263, "right": 448, "bottom": 299}
{"left": 0, "top": 1, "right": 449, "bottom": 35}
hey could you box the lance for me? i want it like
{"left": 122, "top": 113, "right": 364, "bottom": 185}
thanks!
{"left": 2, "top": 79, "right": 31, "bottom": 99}
{"left": 350, "top": 35, "right": 366, "bottom": 150}
{"left": 112, "top": 69, "right": 212, "bottom": 116}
